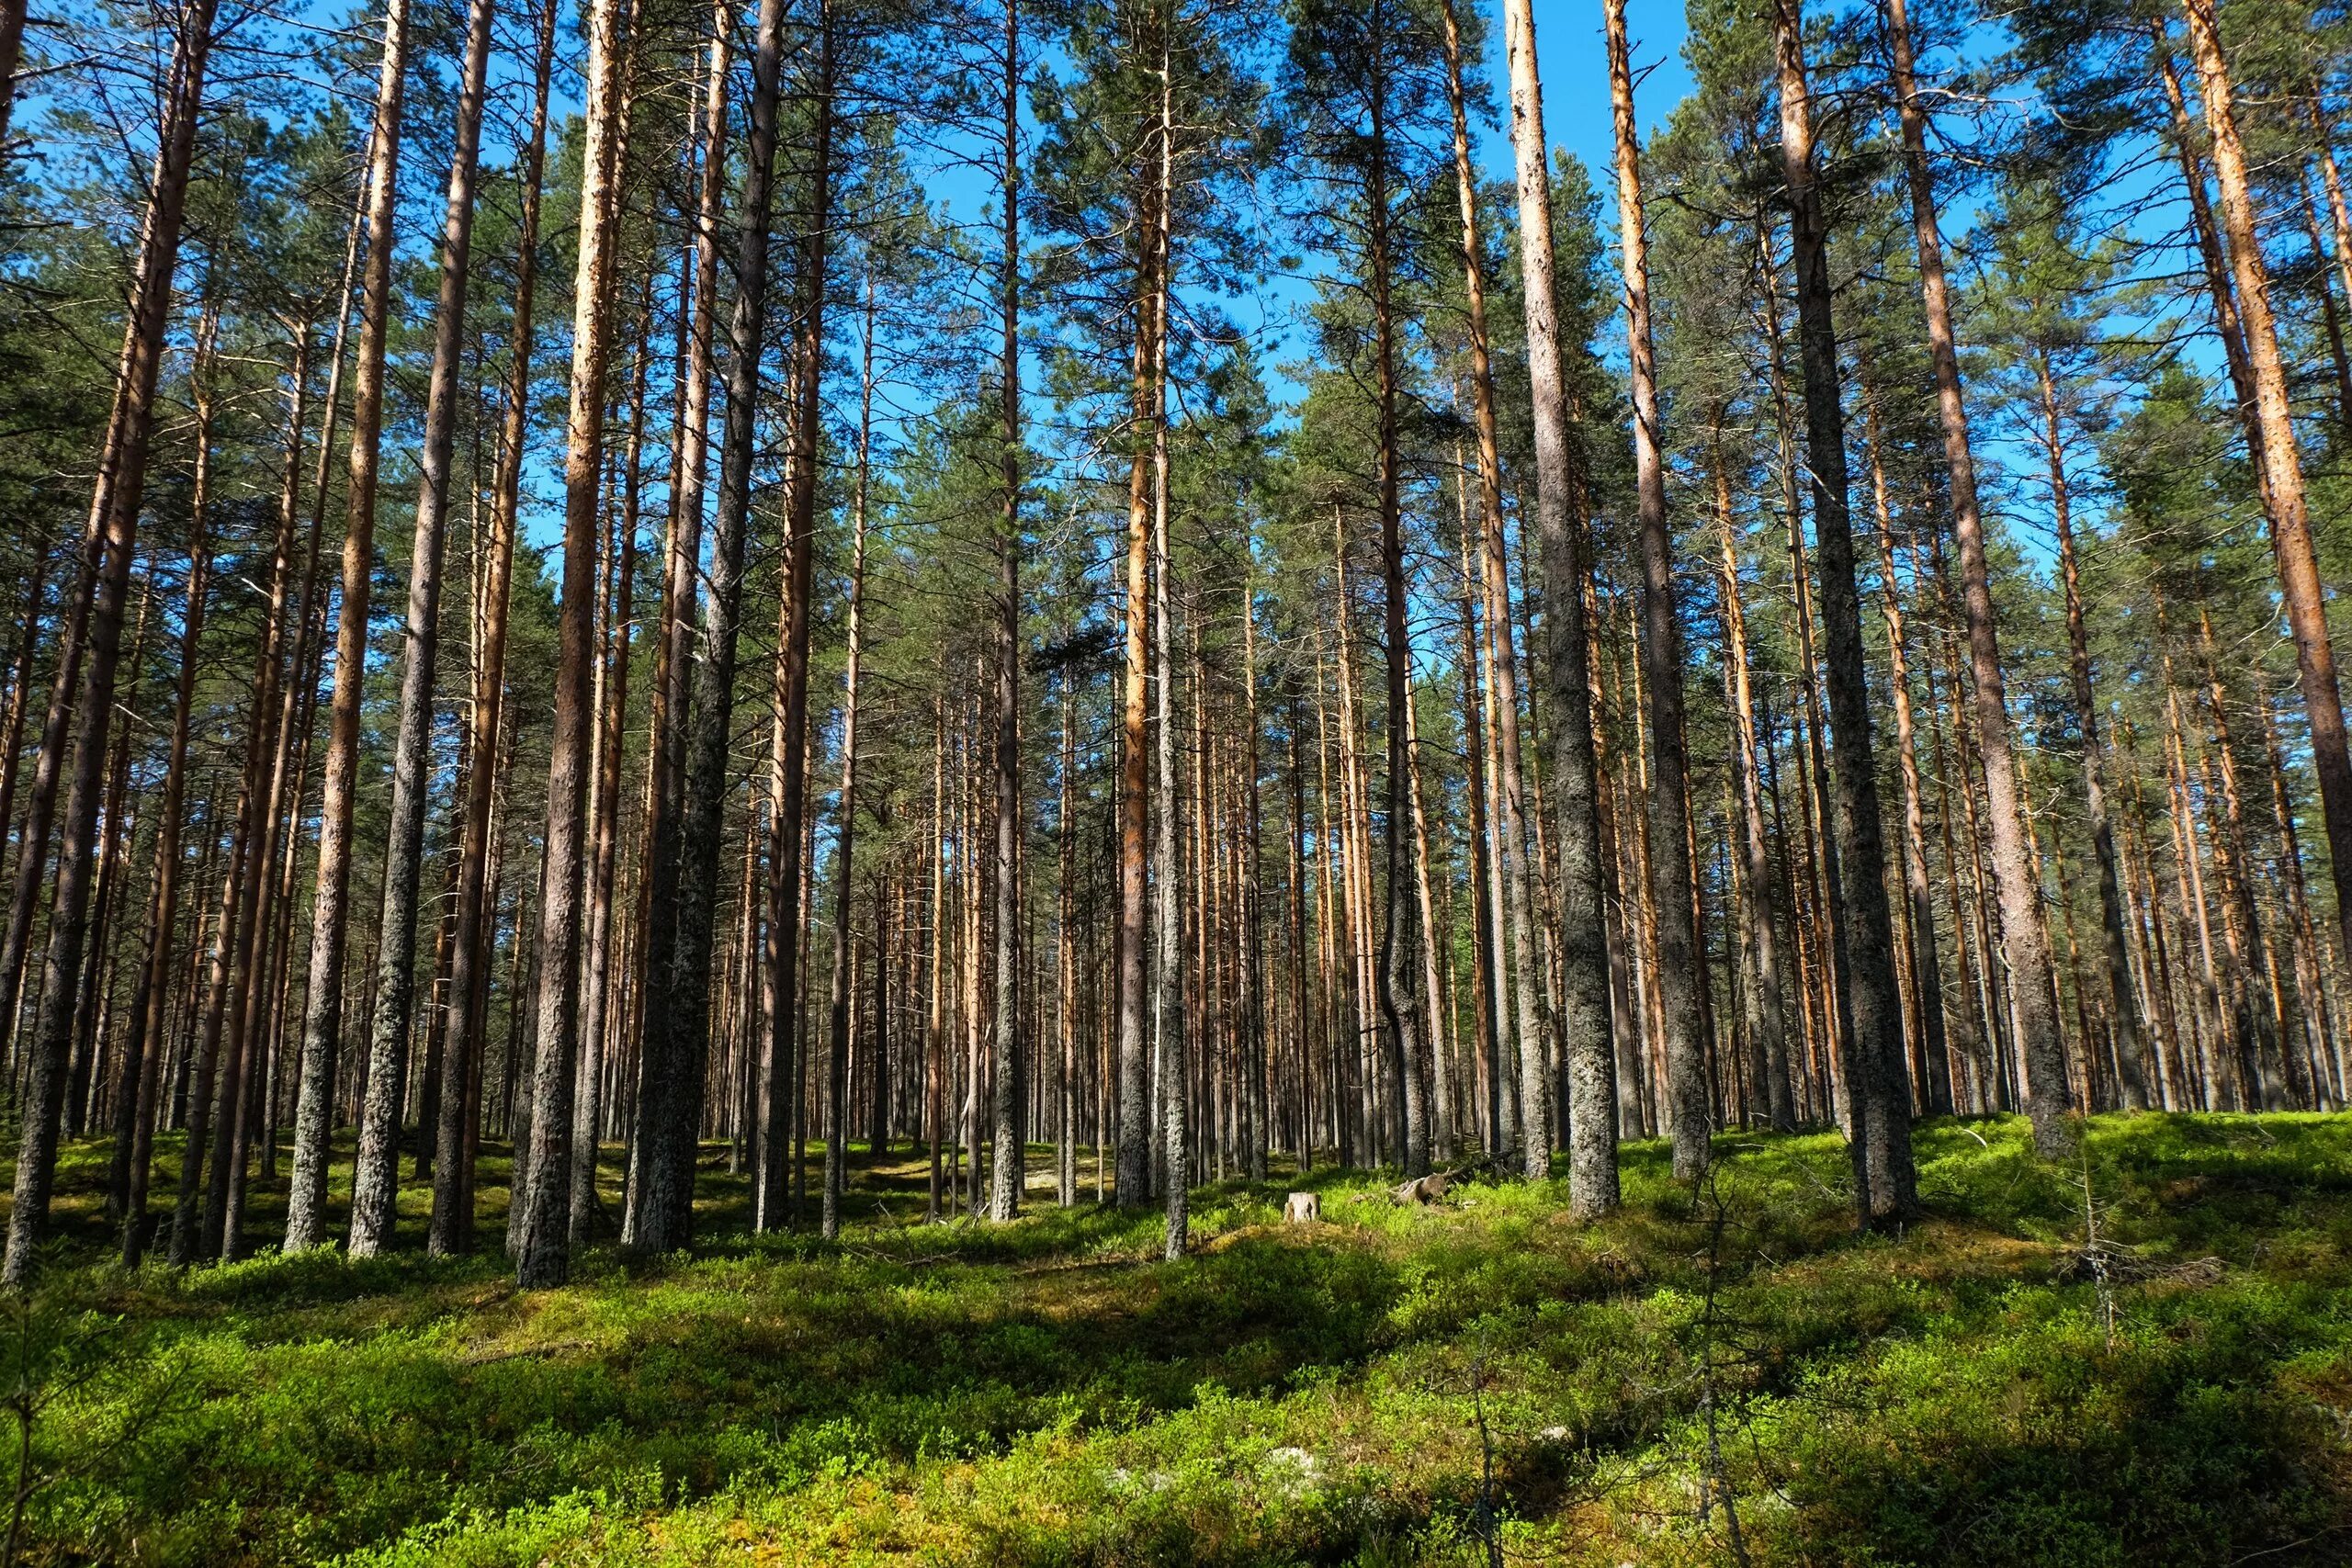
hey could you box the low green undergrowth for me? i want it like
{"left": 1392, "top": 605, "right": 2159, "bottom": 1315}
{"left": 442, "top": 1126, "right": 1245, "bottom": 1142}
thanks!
{"left": 3, "top": 1113, "right": 2347, "bottom": 1566}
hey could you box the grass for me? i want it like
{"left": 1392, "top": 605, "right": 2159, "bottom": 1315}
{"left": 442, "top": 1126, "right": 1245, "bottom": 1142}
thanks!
{"left": 4, "top": 1112, "right": 2349, "bottom": 1565}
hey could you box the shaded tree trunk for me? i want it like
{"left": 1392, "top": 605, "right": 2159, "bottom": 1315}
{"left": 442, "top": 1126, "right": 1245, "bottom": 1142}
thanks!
{"left": 1770, "top": 0, "right": 1915, "bottom": 1224}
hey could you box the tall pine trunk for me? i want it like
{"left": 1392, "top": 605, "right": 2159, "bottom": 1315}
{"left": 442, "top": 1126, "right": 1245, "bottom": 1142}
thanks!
{"left": 513, "top": 0, "right": 629, "bottom": 1288}
{"left": 3, "top": 0, "right": 220, "bottom": 1285}
{"left": 1605, "top": 0, "right": 1709, "bottom": 1179}
{"left": 1770, "top": 0, "right": 1915, "bottom": 1224}
{"left": 279, "top": 0, "right": 412, "bottom": 1253}
{"left": 427, "top": 0, "right": 554, "bottom": 1256}
{"left": 2177, "top": 1, "right": 2352, "bottom": 987}
{"left": 988, "top": 0, "right": 1025, "bottom": 1224}
{"left": 633, "top": 0, "right": 786, "bottom": 1249}
{"left": 1883, "top": 0, "right": 2065, "bottom": 1156}
{"left": 1501, "top": 0, "right": 1613, "bottom": 1206}
{"left": 349, "top": 0, "right": 496, "bottom": 1255}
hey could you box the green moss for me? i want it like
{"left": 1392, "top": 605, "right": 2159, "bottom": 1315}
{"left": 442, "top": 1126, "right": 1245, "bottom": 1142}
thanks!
{"left": 4, "top": 1116, "right": 2347, "bottom": 1565}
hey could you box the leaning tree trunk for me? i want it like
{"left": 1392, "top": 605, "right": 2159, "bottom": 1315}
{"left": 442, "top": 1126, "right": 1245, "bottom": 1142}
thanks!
{"left": 1770, "top": 0, "right": 1916, "bottom": 1224}
{"left": 2, "top": 0, "right": 219, "bottom": 1287}
{"left": 2177, "top": 0, "right": 2352, "bottom": 986}
{"left": 1884, "top": 0, "right": 2065, "bottom": 1156}
{"left": 280, "top": 0, "right": 413, "bottom": 1253}
{"left": 1500, "top": 0, "right": 1614, "bottom": 1206}
{"left": 431, "top": 0, "right": 555, "bottom": 1257}
{"left": 349, "top": 0, "right": 496, "bottom": 1257}
{"left": 1606, "top": 0, "right": 1709, "bottom": 1179}
{"left": 513, "top": 0, "right": 629, "bottom": 1289}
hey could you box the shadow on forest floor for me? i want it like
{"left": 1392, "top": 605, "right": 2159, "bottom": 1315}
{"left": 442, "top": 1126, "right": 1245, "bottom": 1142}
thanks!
{"left": 3, "top": 1113, "right": 2349, "bottom": 1567}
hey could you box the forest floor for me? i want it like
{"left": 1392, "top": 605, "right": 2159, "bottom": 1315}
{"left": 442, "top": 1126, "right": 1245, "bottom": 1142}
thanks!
{"left": 4, "top": 1112, "right": 2350, "bottom": 1566}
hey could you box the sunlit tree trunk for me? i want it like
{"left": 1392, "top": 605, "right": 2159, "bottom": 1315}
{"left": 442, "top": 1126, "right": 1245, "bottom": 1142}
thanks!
{"left": 3, "top": 0, "right": 220, "bottom": 1286}
{"left": 279, "top": 0, "right": 411, "bottom": 1255}
{"left": 1501, "top": 0, "right": 1612, "bottom": 1205}
{"left": 514, "top": 0, "right": 629, "bottom": 1287}
{"left": 2177, "top": 2, "right": 2352, "bottom": 981}
{"left": 349, "top": 0, "right": 496, "bottom": 1255}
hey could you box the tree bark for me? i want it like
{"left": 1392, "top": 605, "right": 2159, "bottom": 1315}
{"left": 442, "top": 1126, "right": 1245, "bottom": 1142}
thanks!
{"left": 1501, "top": 0, "right": 1612, "bottom": 1205}
{"left": 2177, "top": 4, "right": 2352, "bottom": 983}
{"left": 3, "top": 0, "right": 220, "bottom": 1286}
{"left": 1770, "top": 0, "right": 1915, "bottom": 1224}
{"left": 348, "top": 0, "right": 495, "bottom": 1256}
{"left": 513, "top": 0, "right": 629, "bottom": 1288}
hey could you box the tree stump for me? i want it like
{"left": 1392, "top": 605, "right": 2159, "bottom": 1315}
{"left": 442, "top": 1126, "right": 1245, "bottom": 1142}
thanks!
{"left": 1283, "top": 1191, "right": 1320, "bottom": 1225}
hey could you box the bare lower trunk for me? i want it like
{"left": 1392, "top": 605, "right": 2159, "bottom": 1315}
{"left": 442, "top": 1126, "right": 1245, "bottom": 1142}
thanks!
{"left": 1885, "top": 0, "right": 2064, "bottom": 1156}
{"left": 513, "top": 0, "right": 629, "bottom": 1288}
{"left": 1501, "top": 0, "right": 1612, "bottom": 1203}
{"left": 4, "top": 0, "right": 219, "bottom": 1286}
{"left": 349, "top": 0, "right": 495, "bottom": 1257}
{"left": 1771, "top": 0, "right": 1915, "bottom": 1224}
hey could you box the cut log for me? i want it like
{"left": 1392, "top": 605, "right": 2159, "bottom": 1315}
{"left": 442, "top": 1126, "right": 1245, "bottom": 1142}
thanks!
{"left": 1392, "top": 1172, "right": 1449, "bottom": 1205}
